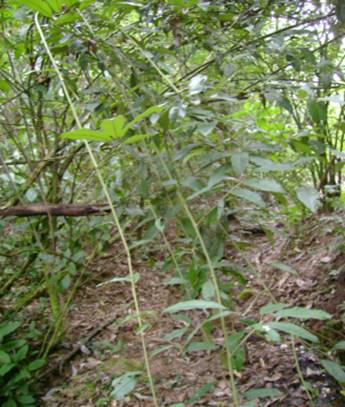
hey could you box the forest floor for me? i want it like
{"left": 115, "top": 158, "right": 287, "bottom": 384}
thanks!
{"left": 38, "top": 210, "right": 345, "bottom": 407}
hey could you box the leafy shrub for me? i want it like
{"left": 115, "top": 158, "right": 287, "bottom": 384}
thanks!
{"left": 0, "top": 321, "right": 45, "bottom": 407}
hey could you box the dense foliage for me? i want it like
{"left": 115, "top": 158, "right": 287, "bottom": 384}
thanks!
{"left": 0, "top": 0, "right": 344, "bottom": 405}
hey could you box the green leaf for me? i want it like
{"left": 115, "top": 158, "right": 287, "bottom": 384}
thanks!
{"left": 15, "top": 0, "right": 53, "bottom": 17}
{"left": 163, "top": 300, "right": 226, "bottom": 313}
{"left": 3, "top": 399, "right": 17, "bottom": 407}
{"left": 14, "top": 344, "right": 29, "bottom": 362}
{"left": 163, "top": 327, "right": 188, "bottom": 341}
{"left": 260, "top": 303, "right": 290, "bottom": 315}
{"left": 230, "top": 188, "right": 266, "bottom": 208}
{"left": 61, "top": 129, "right": 112, "bottom": 142}
{"left": 202, "top": 280, "right": 215, "bottom": 300}
{"left": 231, "top": 152, "right": 249, "bottom": 176}
{"left": 0, "top": 321, "right": 21, "bottom": 340}
{"left": 208, "top": 164, "right": 230, "bottom": 188}
{"left": 275, "top": 307, "right": 331, "bottom": 320}
{"left": 296, "top": 186, "right": 320, "bottom": 212}
{"left": 259, "top": 322, "right": 318, "bottom": 343}
{"left": 244, "top": 178, "right": 284, "bottom": 193}
{"left": 0, "top": 350, "right": 11, "bottom": 364}
{"left": 320, "top": 359, "right": 345, "bottom": 384}
{"left": 101, "top": 116, "right": 127, "bottom": 138}
{"left": 186, "top": 341, "right": 217, "bottom": 352}
{"left": 111, "top": 372, "right": 140, "bottom": 400}
{"left": 124, "top": 133, "right": 157, "bottom": 144}
{"left": 28, "top": 358, "right": 45, "bottom": 371}
{"left": 0, "top": 363, "right": 15, "bottom": 376}
{"left": 333, "top": 341, "right": 345, "bottom": 351}
{"left": 243, "top": 388, "right": 282, "bottom": 399}
{"left": 17, "top": 394, "right": 35, "bottom": 404}
{"left": 0, "top": 79, "right": 10, "bottom": 92}
{"left": 308, "top": 99, "right": 327, "bottom": 125}
{"left": 250, "top": 157, "right": 293, "bottom": 172}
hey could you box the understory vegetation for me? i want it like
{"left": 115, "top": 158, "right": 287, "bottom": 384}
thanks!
{"left": 0, "top": 0, "right": 344, "bottom": 406}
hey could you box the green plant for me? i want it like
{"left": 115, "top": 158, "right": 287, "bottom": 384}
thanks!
{"left": 0, "top": 321, "right": 45, "bottom": 407}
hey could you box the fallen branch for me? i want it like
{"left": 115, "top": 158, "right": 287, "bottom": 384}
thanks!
{"left": 0, "top": 203, "right": 110, "bottom": 217}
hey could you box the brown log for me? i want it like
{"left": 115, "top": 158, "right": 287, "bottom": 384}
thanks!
{"left": 0, "top": 204, "right": 111, "bottom": 217}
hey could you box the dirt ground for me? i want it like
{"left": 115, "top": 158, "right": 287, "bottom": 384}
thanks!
{"left": 38, "top": 210, "right": 345, "bottom": 406}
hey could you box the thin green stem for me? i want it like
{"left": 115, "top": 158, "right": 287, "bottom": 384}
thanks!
{"left": 35, "top": 15, "right": 158, "bottom": 406}
{"left": 154, "top": 145, "right": 239, "bottom": 406}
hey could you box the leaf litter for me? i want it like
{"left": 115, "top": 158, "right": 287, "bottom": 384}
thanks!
{"left": 39, "top": 210, "right": 345, "bottom": 406}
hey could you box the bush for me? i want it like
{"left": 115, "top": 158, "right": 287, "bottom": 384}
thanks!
{"left": 0, "top": 321, "right": 45, "bottom": 407}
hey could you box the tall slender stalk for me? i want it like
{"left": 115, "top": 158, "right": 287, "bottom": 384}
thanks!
{"left": 35, "top": 15, "right": 158, "bottom": 407}
{"left": 153, "top": 145, "right": 239, "bottom": 406}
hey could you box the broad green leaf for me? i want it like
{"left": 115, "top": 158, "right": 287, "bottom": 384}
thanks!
{"left": 15, "top": 0, "right": 53, "bottom": 17}
{"left": 28, "top": 358, "right": 45, "bottom": 371}
{"left": 61, "top": 129, "right": 111, "bottom": 142}
{"left": 231, "top": 152, "right": 249, "bottom": 176}
{"left": 260, "top": 322, "right": 318, "bottom": 342}
{"left": 163, "top": 327, "right": 188, "bottom": 341}
{"left": 198, "top": 122, "right": 216, "bottom": 136}
{"left": 186, "top": 341, "right": 217, "bottom": 352}
{"left": 0, "top": 363, "right": 15, "bottom": 376}
{"left": 308, "top": 99, "right": 327, "bottom": 124}
{"left": 46, "top": 0, "right": 63, "bottom": 12}
{"left": 227, "top": 331, "right": 245, "bottom": 350}
{"left": 163, "top": 300, "right": 226, "bottom": 313}
{"left": 208, "top": 164, "right": 230, "bottom": 188}
{"left": 275, "top": 307, "right": 331, "bottom": 320}
{"left": 124, "top": 133, "right": 157, "bottom": 144}
{"left": 0, "top": 350, "right": 11, "bottom": 364}
{"left": 230, "top": 188, "right": 266, "bottom": 208}
{"left": 259, "top": 303, "right": 290, "bottom": 315}
{"left": 320, "top": 359, "right": 345, "bottom": 384}
{"left": 244, "top": 388, "right": 282, "bottom": 399}
{"left": 202, "top": 280, "right": 215, "bottom": 300}
{"left": 250, "top": 157, "right": 292, "bottom": 172}
{"left": 101, "top": 116, "right": 127, "bottom": 138}
{"left": 244, "top": 178, "right": 284, "bottom": 193}
{"left": 14, "top": 344, "right": 29, "bottom": 362}
{"left": 333, "top": 341, "right": 345, "bottom": 351}
{"left": 296, "top": 186, "right": 320, "bottom": 212}
{"left": 265, "top": 328, "right": 281, "bottom": 343}
{"left": 3, "top": 398, "right": 17, "bottom": 407}
{"left": 0, "top": 321, "right": 21, "bottom": 340}
{"left": 111, "top": 372, "right": 140, "bottom": 400}
{"left": 0, "top": 79, "right": 10, "bottom": 92}
{"left": 17, "top": 395, "right": 35, "bottom": 404}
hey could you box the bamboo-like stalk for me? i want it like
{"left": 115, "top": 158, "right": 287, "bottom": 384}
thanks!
{"left": 153, "top": 146, "right": 240, "bottom": 406}
{"left": 35, "top": 15, "right": 159, "bottom": 407}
